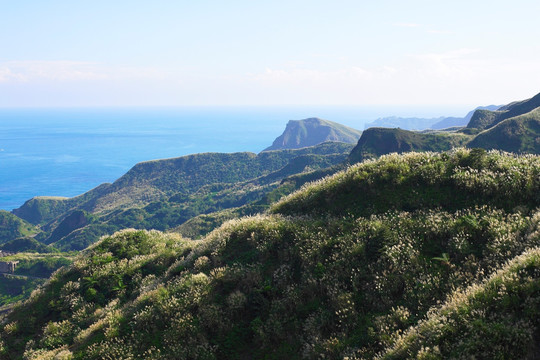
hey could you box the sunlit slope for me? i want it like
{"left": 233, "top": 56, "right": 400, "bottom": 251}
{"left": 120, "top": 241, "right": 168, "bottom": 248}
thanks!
{"left": 468, "top": 107, "right": 540, "bottom": 153}
{"left": 274, "top": 149, "right": 540, "bottom": 217}
{"left": 264, "top": 118, "right": 362, "bottom": 151}
{"left": 1, "top": 149, "right": 539, "bottom": 359}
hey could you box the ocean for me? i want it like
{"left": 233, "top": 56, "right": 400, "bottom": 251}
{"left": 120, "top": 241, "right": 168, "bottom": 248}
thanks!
{"left": 0, "top": 105, "right": 468, "bottom": 211}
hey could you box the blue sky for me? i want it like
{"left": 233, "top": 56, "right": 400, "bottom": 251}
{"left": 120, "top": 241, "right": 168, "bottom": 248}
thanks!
{"left": 1, "top": 0, "right": 539, "bottom": 107}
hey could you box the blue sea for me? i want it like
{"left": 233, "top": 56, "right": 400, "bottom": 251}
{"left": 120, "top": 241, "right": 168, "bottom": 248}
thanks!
{"left": 0, "top": 105, "right": 468, "bottom": 211}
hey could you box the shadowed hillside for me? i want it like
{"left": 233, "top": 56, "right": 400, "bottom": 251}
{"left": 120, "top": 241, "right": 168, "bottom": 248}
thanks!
{"left": 468, "top": 107, "right": 540, "bottom": 153}
{"left": 348, "top": 127, "right": 470, "bottom": 164}
{"left": 467, "top": 92, "right": 540, "bottom": 131}
{"left": 1, "top": 149, "right": 538, "bottom": 359}
{"left": 7, "top": 142, "right": 353, "bottom": 251}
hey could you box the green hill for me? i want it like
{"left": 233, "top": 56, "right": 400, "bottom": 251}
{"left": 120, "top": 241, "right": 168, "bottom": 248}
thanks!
{"left": 7, "top": 142, "right": 353, "bottom": 251}
{"left": 1, "top": 149, "right": 538, "bottom": 359}
{"left": 348, "top": 93, "right": 540, "bottom": 164}
{"left": 0, "top": 237, "right": 57, "bottom": 254}
{"left": 0, "top": 211, "right": 38, "bottom": 243}
{"left": 264, "top": 118, "right": 362, "bottom": 151}
{"left": 348, "top": 127, "right": 470, "bottom": 164}
{"left": 467, "top": 107, "right": 540, "bottom": 153}
{"left": 467, "top": 91, "right": 540, "bottom": 130}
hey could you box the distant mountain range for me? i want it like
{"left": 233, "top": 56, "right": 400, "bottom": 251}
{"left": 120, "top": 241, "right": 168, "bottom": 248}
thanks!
{"left": 351, "top": 92, "right": 540, "bottom": 162}
{"left": 364, "top": 105, "right": 500, "bottom": 130}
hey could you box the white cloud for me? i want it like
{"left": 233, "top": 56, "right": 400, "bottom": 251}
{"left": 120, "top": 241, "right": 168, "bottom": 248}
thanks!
{"left": 244, "top": 48, "right": 540, "bottom": 105}
{"left": 0, "top": 61, "right": 168, "bottom": 83}
{"left": 2, "top": 49, "right": 540, "bottom": 107}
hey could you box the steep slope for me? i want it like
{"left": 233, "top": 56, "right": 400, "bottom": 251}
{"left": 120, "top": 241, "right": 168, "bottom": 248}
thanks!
{"left": 1, "top": 149, "right": 539, "bottom": 359}
{"left": 275, "top": 149, "right": 540, "bottom": 218}
{"left": 12, "top": 184, "right": 111, "bottom": 225}
{"left": 263, "top": 118, "right": 362, "bottom": 151}
{"left": 0, "top": 210, "right": 38, "bottom": 243}
{"left": 379, "top": 247, "right": 540, "bottom": 359}
{"left": 348, "top": 127, "right": 470, "bottom": 164}
{"left": 9, "top": 142, "right": 353, "bottom": 251}
{"left": 467, "top": 91, "right": 540, "bottom": 130}
{"left": 0, "top": 237, "right": 57, "bottom": 253}
{"left": 467, "top": 107, "right": 540, "bottom": 153}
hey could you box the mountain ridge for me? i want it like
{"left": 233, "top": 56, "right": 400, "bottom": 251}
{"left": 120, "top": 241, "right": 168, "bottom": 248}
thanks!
{"left": 1, "top": 149, "right": 538, "bottom": 359}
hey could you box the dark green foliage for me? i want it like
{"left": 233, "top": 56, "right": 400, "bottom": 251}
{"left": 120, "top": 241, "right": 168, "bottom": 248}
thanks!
{"left": 11, "top": 197, "right": 72, "bottom": 225}
{"left": 274, "top": 149, "right": 540, "bottom": 218}
{"left": 0, "top": 237, "right": 57, "bottom": 254}
{"left": 13, "top": 256, "right": 72, "bottom": 278}
{"left": 44, "top": 210, "right": 92, "bottom": 244}
{"left": 175, "top": 205, "right": 267, "bottom": 239}
{"left": 0, "top": 253, "right": 72, "bottom": 307}
{"left": 468, "top": 108, "right": 540, "bottom": 153}
{"left": 348, "top": 127, "right": 470, "bottom": 164}
{"left": 0, "top": 211, "right": 38, "bottom": 244}
{"left": 174, "top": 162, "right": 348, "bottom": 239}
{"left": 466, "top": 109, "right": 500, "bottom": 130}
{"left": 12, "top": 183, "right": 111, "bottom": 225}
{"left": 467, "top": 91, "right": 540, "bottom": 131}
{"left": 1, "top": 150, "right": 539, "bottom": 359}
{"left": 52, "top": 223, "right": 118, "bottom": 251}
{"left": 0, "top": 276, "right": 46, "bottom": 307}
{"left": 22, "top": 142, "right": 353, "bottom": 251}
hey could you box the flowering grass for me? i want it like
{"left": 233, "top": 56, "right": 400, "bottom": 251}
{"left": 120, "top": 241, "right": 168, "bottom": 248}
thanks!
{"left": 1, "top": 150, "right": 538, "bottom": 359}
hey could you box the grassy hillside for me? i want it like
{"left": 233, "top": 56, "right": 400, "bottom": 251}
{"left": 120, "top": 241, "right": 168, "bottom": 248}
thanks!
{"left": 348, "top": 127, "right": 470, "bottom": 164}
{"left": 1, "top": 149, "right": 538, "bottom": 359}
{"left": 0, "top": 211, "right": 38, "bottom": 244}
{"left": 174, "top": 163, "right": 349, "bottom": 239}
{"left": 292, "top": 148, "right": 539, "bottom": 219}
{"left": 378, "top": 246, "right": 540, "bottom": 359}
{"left": 12, "top": 184, "right": 111, "bottom": 226}
{"left": 467, "top": 91, "right": 540, "bottom": 130}
{"left": 0, "top": 238, "right": 58, "bottom": 254}
{"left": 6, "top": 142, "right": 353, "bottom": 251}
{"left": 0, "top": 252, "right": 73, "bottom": 307}
{"left": 467, "top": 108, "right": 540, "bottom": 153}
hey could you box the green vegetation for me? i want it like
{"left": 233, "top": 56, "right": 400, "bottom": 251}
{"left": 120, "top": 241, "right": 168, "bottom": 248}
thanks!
{"left": 350, "top": 92, "right": 539, "bottom": 164}
{"left": 13, "top": 196, "right": 81, "bottom": 226}
{"left": 467, "top": 92, "right": 540, "bottom": 131}
{"left": 468, "top": 108, "right": 540, "bottom": 153}
{"left": 174, "top": 163, "right": 348, "bottom": 239}
{"left": 264, "top": 118, "right": 362, "bottom": 151}
{"left": 0, "top": 253, "right": 73, "bottom": 307}
{"left": 1, "top": 149, "right": 538, "bottom": 359}
{"left": 379, "top": 247, "right": 540, "bottom": 359}
{"left": 0, "top": 238, "right": 58, "bottom": 254}
{"left": 0, "top": 211, "right": 38, "bottom": 243}
{"left": 348, "top": 127, "right": 471, "bottom": 164}
{"left": 278, "top": 148, "right": 539, "bottom": 217}
{"left": 0, "top": 252, "right": 74, "bottom": 278}
{"left": 0, "top": 276, "right": 46, "bottom": 308}
{"left": 5, "top": 142, "right": 352, "bottom": 252}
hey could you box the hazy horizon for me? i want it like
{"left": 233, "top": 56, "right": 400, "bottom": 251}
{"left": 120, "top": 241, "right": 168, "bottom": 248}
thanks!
{"left": 1, "top": 1, "right": 539, "bottom": 108}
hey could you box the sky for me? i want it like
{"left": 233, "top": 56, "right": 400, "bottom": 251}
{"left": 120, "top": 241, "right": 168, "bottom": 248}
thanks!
{"left": 1, "top": 0, "right": 540, "bottom": 108}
